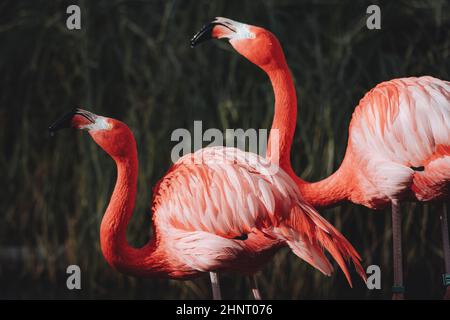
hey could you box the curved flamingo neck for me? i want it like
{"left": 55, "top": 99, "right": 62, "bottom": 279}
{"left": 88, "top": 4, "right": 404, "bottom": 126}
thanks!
{"left": 265, "top": 62, "right": 297, "bottom": 171}
{"left": 294, "top": 163, "right": 351, "bottom": 208}
{"left": 99, "top": 139, "right": 166, "bottom": 277}
{"left": 263, "top": 52, "right": 350, "bottom": 209}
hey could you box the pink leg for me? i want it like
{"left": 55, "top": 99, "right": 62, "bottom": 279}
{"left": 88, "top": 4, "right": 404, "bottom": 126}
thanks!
{"left": 391, "top": 199, "right": 405, "bottom": 300}
{"left": 209, "top": 272, "right": 222, "bottom": 300}
{"left": 249, "top": 275, "right": 262, "bottom": 300}
{"left": 440, "top": 203, "right": 450, "bottom": 300}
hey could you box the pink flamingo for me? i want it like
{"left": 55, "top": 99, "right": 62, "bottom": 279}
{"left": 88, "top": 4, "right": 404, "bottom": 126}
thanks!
{"left": 191, "top": 17, "right": 450, "bottom": 299}
{"left": 49, "top": 108, "right": 365, "bottom": 299}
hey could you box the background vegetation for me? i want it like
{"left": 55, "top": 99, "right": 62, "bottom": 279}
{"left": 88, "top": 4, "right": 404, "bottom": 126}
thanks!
{"left": 0, "top": 0, "right": 449, "bottom": 299}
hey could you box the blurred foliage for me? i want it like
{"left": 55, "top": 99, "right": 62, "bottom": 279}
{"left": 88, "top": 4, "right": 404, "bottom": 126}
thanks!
{"left": 0, "top": 0, "right": 449, "bottom": 299}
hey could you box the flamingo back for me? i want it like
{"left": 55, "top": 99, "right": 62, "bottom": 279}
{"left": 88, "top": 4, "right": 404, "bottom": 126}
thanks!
{"left": 348, "top": 76, "right": 450, "bottom": 205}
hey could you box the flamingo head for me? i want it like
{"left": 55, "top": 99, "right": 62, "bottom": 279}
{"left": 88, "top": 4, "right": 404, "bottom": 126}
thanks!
{"left": 191, "top": 17, "right": 286, "bottom": 71}
{"left": 49, "top": 108, "right": 135, "bottom": 159}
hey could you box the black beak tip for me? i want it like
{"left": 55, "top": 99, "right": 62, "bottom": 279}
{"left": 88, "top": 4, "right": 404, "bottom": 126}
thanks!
{"left": 190, "top": 23, "right": 215, "bottom": 48}
{"left": 190, "top": 33, "right": 202, "bottom": 48}
{"left": 48, "top": 109, "right": 77, "bottom": 136}
{"left": 48, "top": 108, "right": 96, "bottom": 136}
{"left": 48, "top": 121, "right": 61, "bottom": 136}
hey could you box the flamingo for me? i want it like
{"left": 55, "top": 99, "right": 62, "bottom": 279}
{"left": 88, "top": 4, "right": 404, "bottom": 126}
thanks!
{"left": 49, "top": 108, "right": 365, "bottom": 299}
{"left": 191, "top": 17, "right": 450, "bottom": 299}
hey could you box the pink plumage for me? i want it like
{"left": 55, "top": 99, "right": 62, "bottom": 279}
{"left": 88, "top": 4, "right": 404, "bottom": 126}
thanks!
{"left": 49, "top": 109, "right": 366, "bottom": 300}
{"left": 345, "top": 76, "right": 450, "bottom": 207}
{"left": 152, "top": 147, "right": 365, "bottom": 284}
{"left": 190, "top": 17, "right": 450, "bottom": 299}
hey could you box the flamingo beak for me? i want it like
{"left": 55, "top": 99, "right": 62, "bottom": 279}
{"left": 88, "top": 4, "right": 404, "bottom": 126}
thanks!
{"left": 190, "top": 22, "right": 216, "bottom": 47}
{"left": 190, "top": 18, "right": 236, "bottom": 47}
{"left": 49, "top": 108, "right": 96, "bottom": 136}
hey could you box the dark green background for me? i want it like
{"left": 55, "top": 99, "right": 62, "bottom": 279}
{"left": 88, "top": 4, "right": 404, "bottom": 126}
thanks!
{"left": 1, "top": 0, "right": 449, "bottom": 299}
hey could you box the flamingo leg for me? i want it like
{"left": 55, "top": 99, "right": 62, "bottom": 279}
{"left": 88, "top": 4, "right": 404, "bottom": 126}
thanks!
{"left": 249, "top": 275, "right": 262, "bottom": 300}
{"left": 440, "top": 203, "right": 450, "bottom": 300}
{"left": 209, "top": 272, "right": 222, "bottom": 300}
{"left": 391, "top": 199, "right": 405, "bottom": 300}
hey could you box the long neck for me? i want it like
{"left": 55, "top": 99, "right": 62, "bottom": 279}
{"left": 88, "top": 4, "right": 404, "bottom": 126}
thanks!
{"left": 264, "top": 57, "right": 350, "bottom": 209}
{"left": 294, "top": 163, "right": 350, "bottom": 208}
{"left": 266, "top": 63, "right": 297, "bottom": 171}
{"left": 100, "top": 144, "right": 166, "bottom": 277}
